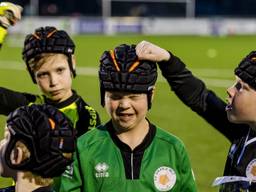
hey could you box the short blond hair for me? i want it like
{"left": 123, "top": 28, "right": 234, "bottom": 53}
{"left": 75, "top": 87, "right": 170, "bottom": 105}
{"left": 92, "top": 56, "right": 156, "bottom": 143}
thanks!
{"left": 16, "top": 141, "right": 53, "bottom": 186}
{"left": 27, "top": 53, "right": 68, "bottom": 72}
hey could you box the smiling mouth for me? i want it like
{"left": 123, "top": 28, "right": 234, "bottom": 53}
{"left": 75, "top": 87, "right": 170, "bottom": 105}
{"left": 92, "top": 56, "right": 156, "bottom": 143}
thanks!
{"left": 117, "top": 113, "right": 134, "bottom": 120}
{"left": 119, "top": 113, "right": 133, "bottom": 117}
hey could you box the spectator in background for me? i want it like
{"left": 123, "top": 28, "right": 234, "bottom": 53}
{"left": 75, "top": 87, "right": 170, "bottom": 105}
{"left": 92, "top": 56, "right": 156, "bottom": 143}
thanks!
{"left": 0, "top": 104, "right": 76, "bottom": 192}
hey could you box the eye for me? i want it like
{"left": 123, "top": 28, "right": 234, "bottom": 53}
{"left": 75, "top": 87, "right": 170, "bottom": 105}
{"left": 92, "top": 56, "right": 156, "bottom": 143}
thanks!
{"left": 110, "top": 94, "right": 122, "bottom": 100}
{"left": 235, "top": 82, "right": 242, "bottom": 91}
{"left": 129, "top": 95, "right": 140, "bottom": 99}
{"left": 129, "top": 94, "right": 145, "bottom": 101}
{"left": 36, "top": 72, "right": 48, "bottom": 79}
{"left": 56, "top": 67, "right": 65, "bottom": 73}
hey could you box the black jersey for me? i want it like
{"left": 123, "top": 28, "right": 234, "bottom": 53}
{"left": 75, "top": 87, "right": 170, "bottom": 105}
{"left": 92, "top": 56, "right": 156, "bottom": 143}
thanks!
{"left": 0, "top": 186, "right": 14, "bottom": 192}
{"left": 158, "top": 53, "right": 256, "bottom": 191}
{"left": 0, "top": 87, "right": 101, "bottom": 136}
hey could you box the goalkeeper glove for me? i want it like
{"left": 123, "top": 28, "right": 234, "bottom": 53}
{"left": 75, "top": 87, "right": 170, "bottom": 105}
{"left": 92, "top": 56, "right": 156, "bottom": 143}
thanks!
{"left": 0, "top": 2, "right": 22, "bottom": 29}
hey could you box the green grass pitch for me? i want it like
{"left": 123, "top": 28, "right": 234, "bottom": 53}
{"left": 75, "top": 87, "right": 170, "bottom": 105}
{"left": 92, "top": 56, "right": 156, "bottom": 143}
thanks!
{"left": 1, "top": 34, "right": 256, "bottom": 191}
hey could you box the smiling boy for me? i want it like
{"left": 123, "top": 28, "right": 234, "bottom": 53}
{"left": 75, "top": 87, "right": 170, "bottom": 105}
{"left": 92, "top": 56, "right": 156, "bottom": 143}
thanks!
{"left": 60, "top": 44, "right": 197, "bottom": 192}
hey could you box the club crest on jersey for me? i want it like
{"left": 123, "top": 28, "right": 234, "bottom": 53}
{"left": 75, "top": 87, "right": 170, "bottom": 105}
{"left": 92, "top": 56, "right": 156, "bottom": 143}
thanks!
{"left": 154, "top": 166, "right": 176, "bottom": 191}
{"left": 95, "top": 162, "right": 109, "bottom": 178}
{"left": 62, "top": 164, "right": 74, "bottom": 179}
{"left": 246, "top": 159, "right": 256, "bottom": 181}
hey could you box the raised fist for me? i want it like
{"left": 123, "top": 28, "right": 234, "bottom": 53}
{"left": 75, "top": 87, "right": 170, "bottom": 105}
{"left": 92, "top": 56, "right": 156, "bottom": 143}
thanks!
{"left": 136, "top": 40, "right": 170, "bottom": 62}
{"left": 0, "top": 2, "right": 22, "bottom": 28}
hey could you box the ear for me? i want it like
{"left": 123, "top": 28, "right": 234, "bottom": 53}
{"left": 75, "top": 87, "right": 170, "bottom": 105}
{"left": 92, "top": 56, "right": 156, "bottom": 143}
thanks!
{"left": 10, "top": 147, "right": 23, "bottom": 165}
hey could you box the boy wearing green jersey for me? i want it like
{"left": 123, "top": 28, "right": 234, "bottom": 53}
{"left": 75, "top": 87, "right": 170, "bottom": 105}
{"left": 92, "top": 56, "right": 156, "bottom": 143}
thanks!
{"left": 60, "top": 44, "right": 197, "bottom": 192}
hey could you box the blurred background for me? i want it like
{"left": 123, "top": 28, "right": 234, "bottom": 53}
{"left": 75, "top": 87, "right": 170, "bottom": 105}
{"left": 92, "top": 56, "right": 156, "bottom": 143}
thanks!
{"left": 5, "top": 0, "right": 256, "bottom": 36}
{"left": 6, "top": 0, "right": 256, "bottom": 17}
{"left": 1, "top": 0, "right": 256, "bottom": 191}
{"left": 4, "top": 0, "right": 256, "bottom": 35}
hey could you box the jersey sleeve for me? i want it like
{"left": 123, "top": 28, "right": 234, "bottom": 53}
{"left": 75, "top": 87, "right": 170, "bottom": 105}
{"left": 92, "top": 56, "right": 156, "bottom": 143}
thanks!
{"left": 157, "top": 52, "right": 249, "bottom": 142}
{"left": 0, "top": 25, "right": 7, "bottom": 49}
{"left": 179, "top": 144, "right": 197, "bottom": 192}
{"left": 0, "top": 87, "right": 37, "bottom": 115}
{"left": 59, "top": 149, "right": 83, "bottom": 191}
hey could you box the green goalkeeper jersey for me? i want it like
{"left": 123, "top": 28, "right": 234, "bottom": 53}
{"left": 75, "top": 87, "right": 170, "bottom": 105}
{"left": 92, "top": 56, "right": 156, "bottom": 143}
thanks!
{"left": 60, "top": 121, "right": 197, "bottom": 192}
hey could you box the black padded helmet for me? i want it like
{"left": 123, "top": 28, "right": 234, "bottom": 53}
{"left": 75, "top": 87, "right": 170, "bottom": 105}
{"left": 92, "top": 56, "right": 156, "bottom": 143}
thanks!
{"left": 22, "top": 26, "right": 76, "bottom": 83}
{"left": 99, "top": 44, "right": 157, "bottom": 109}
{"left": 5, "top": 104, "right": 76, "bottom": 178}
{"left": 235, "top": 51, "right": 256, "bottom": 89}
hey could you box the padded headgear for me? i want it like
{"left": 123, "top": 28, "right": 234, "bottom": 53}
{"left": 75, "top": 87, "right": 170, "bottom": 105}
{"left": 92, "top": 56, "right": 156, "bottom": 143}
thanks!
{"left": 22, "top": 26, "right": 76, "bottom": 83}
{"left": 5, "top": 104, "right": 76, "bottom": 178}
{"left": 99, "top": 44, "right": 157, "bottom": 109}
{"left": 235, "top": 51, "right": 256, "bottom": 89}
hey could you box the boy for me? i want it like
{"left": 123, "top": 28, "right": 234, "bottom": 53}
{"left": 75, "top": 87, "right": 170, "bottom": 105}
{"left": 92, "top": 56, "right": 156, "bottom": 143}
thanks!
{"left": 0, "top": 26, "right": 100, "bottom": 190}
{"left": 0, "top": 26, "right": 100, "bottom": 137}
{"left": 60, "top": 44, "right": 197, "bottom": 191}
{"left": 0, "top": 104, "right": 76, "bottom": 191}
{"left": 136, "top": 40, "right": 256, "bottom": 191}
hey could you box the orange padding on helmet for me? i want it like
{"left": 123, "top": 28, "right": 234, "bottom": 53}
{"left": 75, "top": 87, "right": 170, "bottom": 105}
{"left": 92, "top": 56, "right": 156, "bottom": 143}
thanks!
{"left": 32, "top": 29, "right": 57, "bottom": 40}
{"left": 109, "top": 50, "right": 120, "bottom": 71}
{"left": 128, "top": 61, "right": 140, "bottom": 72}
{"left": 48, "top": 118, "right": 56, "bottom": 130}
{"left": 47, "top": 29, "right": 57, "bottom": 38}
{"left": 32, "top": 33, "right": 40, "bottom": 40}
{"left": 109, "top": 50, "right": 141, "bottom": 72}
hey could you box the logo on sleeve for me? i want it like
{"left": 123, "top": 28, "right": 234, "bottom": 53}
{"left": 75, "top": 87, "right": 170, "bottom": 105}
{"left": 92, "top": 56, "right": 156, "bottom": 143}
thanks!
{"left": 154, "top": 166, "right": 176, "bottom": 191}
{"left": 95, "top": 162, "right": 109, "bottom": 178}
{"left": 246, "top": 159, "right": 256, "bottom": 181}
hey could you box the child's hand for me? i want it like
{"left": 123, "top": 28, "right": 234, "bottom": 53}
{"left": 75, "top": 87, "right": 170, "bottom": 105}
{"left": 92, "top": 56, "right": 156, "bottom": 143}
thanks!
{"left": 136, "top": 40, "right": 170, "bottom": 62}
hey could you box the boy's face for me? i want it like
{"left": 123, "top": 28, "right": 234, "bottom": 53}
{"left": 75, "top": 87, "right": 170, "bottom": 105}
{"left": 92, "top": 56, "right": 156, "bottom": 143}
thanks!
{"left": 104, "top": 91, "right": 148, "bottom": 132}
{"left": 34, "top": 54, "right": 73, "bottom": 103}
{"left": 226, "top": 76, "right": 256, "bottom": 125}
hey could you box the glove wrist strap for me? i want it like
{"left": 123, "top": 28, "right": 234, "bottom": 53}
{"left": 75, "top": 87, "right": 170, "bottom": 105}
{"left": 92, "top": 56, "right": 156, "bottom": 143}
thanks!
{"left": 0, "top": 25, "right": 7, "bottom": 45}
